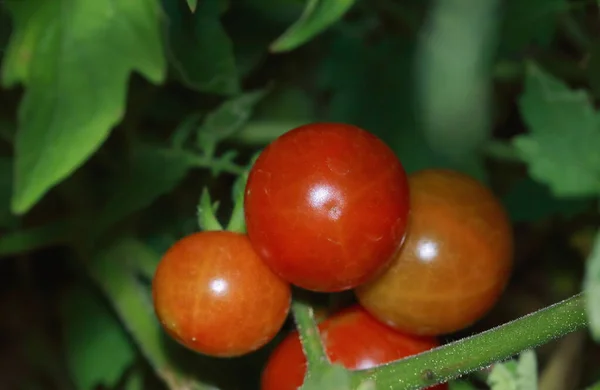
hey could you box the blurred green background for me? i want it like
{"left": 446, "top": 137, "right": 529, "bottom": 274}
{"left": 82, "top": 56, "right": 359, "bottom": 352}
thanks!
{"left": 0, "top": 0, "right": 599, "bottom": 389}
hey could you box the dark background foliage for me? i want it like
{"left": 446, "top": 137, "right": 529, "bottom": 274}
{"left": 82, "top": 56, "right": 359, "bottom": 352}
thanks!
{"left": 0, "top": 0, "right": 599, "bottom": 389}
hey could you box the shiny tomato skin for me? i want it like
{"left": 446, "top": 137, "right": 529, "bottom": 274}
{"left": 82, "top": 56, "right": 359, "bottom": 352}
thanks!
{"left": 152, "top": 231, "right": 291, "bottom": 357}
{"left": 356, "top": 169, "right": 513, "bottom": 335}
{"left": 261, "top": 305, "right": 447, "bottom": 390}
{"left": 244, "top": 122, "right": 410, "bottom": 292}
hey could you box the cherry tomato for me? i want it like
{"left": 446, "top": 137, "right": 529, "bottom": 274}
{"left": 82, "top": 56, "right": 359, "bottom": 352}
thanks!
{"left": 261, "top": 305, "right": 447, "bottom": 390}
{"left": 244, "top": 123, "right": 410, "bottom": 292}
{"left": 356, "top": 169, "right": 513, "bottom": 335}
{"left": 152, "top": 231, "right": 291, "bottom": 357}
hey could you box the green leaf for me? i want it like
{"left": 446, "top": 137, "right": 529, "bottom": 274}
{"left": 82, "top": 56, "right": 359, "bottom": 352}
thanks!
{"left": 197, "top": 89, "right": 268, "bottom": 157}
{"left": 488, "top": 362, "right": 518, "bottom": 390}
{"left": 62, "top": 284, "right": 136, "bottom": 390}
{"left": 88, "top": 238, "right": 220, "bottom": 390}
{"left": 186, "top": 0, "right": 198, "bottom": 13}
{"left": 584, "top": 228, "right": 600, "bottom": 341}
{"left": 498, "top": 0, "right": 567, "bottom": 55}
{"left": 516, "top": 350, "right": 538, "bottom": 390}
{"left": 515, "top": 63, "right": 600, "bottom": 197}
{"left": 1, "top": 0, "right": 165, "bottom": 215}
{"left": 163, "top": 0, "right": 240, "bottom": 95}
{"left": 96, "top": 145, "right": 191, "bottom": 235}
{"left": 416, "top": 0, "right": 498, "bottom": 161}
{"left": 488, "top": 351, "right": 538, "bottom": 390}
{"left": 503, "top": 177, "right": 590, "bottom": 222}
{"left": 270, "top": 0, "right": 357, "bottom": 52}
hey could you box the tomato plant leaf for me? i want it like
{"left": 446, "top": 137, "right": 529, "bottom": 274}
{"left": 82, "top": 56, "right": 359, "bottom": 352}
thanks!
{"left": 584, "top": 228, "right": 600, "bottom": 342}
{"left": 197, "top": 89, "right": 267, "bottom": 157}
{"left": 1, "top": 0, "right": 165, "bottom": 215}
{"left": 498, "top": 0, "right": 567, "bottom": 55}
{"left": 270, "top": 0, "right": 357, "bottom": 52}
{"left": 163, "top": 0, "right": 240, "bottom": 95}
{"left": 416, "top": 0, "right": 498, "bottom": 161}
{"left": 516, "top": 350, "right": 538, "bottom": 390}
{"left": 62, "top": 284, "right": 136, "bottom": 390}
{"left": 515, "top": 63, "right": 600, "bottom": 197}
{"left": 488, "top": 351, "right": 538, "bottom": 390}
{"left": 488, "top": 361, "right": 518, "bottom": 390}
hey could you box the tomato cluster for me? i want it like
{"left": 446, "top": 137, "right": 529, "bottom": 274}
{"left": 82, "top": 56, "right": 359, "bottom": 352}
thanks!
{"left": 151, "top": 123, "right": 513, "bottom": 385}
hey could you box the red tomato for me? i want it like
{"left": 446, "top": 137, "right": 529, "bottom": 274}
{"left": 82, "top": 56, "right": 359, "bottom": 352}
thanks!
{"left": 244, "top": 123, "right": 410, "bottom": 292}
{"left": 261, "top": 305, "right": 447, "bottom": 390}
{"left": 356, "top": 169, "right": 513, "bottom": 335}
{"left": 152, "top": 231, "right": 291, "bottom": 357}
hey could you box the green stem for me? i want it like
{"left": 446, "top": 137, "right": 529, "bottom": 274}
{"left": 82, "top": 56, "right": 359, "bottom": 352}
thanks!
{"left": 292, "top": 300, "right": 330, "bottom": 370}
{"left": 182, "top": 151, "right": 246, "bottom": 176}
{"left": 351, "top": 293, "right": 587, "bottom": 389}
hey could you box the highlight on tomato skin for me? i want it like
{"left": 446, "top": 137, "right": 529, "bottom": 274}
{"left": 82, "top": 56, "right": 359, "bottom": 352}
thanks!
{"left": 356, "top": 169, "right": 514, "bottom": 336}
{"left": 260, "top": 305, "right": 448, "bottom": 390}
{"left": 152, "top": 230, "right": 292, "bottom": 358}
{"left": 244, "top": 122, "right": 410, "bottom": 293}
